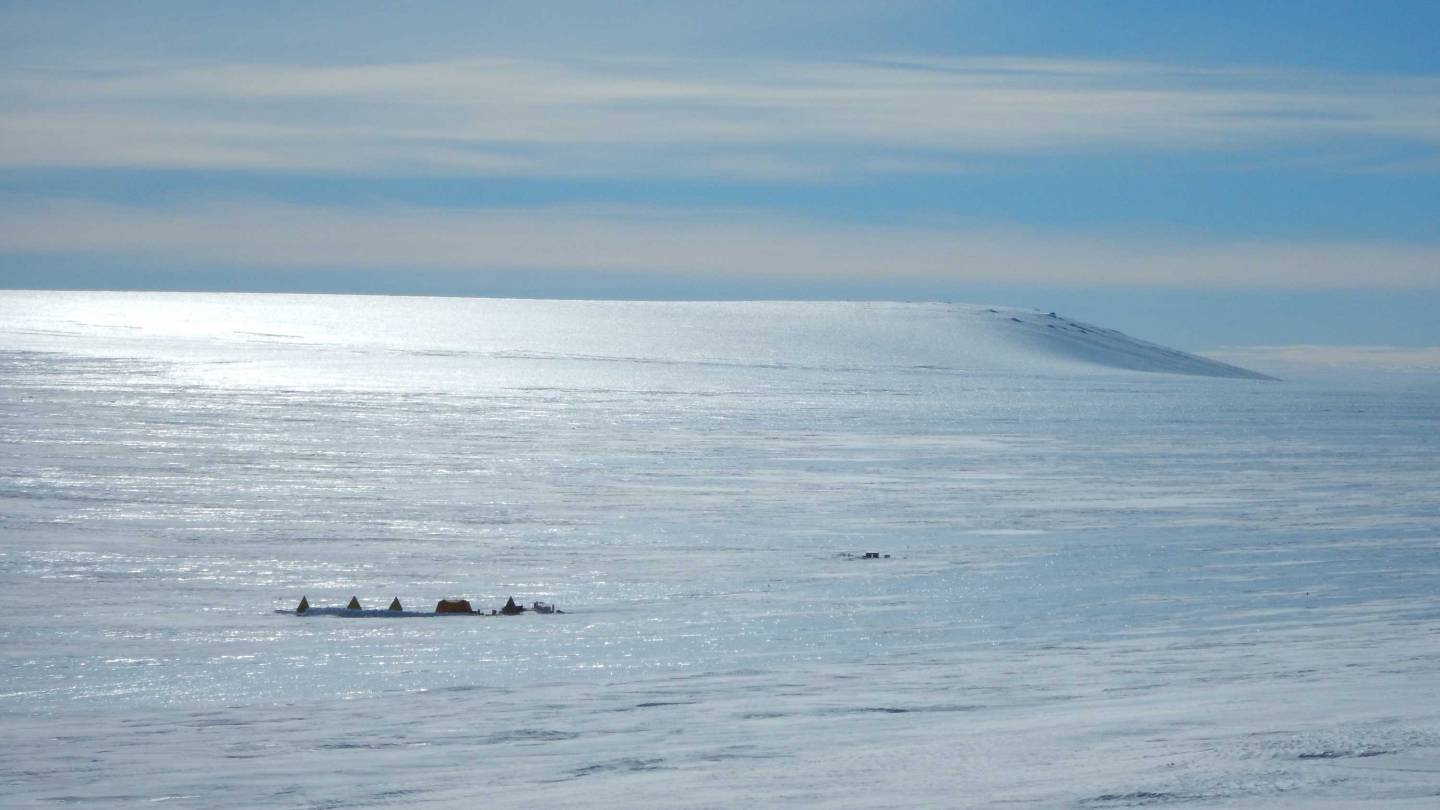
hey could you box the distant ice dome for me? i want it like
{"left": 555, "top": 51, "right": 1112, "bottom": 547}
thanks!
{"left": 622, "top": 301, "right": 1275, "bottom": 380}
{"left": 0, "top": 293, "right": 1276, "bottom": 384}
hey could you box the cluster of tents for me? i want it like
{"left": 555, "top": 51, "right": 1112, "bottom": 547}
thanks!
{"left": 294, "top": 595, "right": 558, "bottom": 615}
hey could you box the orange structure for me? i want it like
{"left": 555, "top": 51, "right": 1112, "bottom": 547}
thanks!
{"left": 435, "top": 598, "right": 473, "bottom": 614}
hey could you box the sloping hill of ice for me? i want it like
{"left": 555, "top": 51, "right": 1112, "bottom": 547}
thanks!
{"left": 0, "top": 293, "right": 1272, "bottom": 384}
{"left": 955, "top": 304, "right": 1275, "bottom": 379}
{"left": 598, "top": 301, "right": 1273, "bottom": 379}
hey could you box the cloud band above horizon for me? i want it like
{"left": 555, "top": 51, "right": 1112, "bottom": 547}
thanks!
{"left": 3, "top": 198, "right": 1437, "bottom": 290}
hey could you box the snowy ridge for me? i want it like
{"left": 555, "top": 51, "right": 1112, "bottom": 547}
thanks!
{"left": 979, "top": 305, "right": 1276, "bottom": 379}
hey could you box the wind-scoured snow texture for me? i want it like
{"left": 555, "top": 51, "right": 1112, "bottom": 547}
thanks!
{"left": 1, "top": 291, "right": 1436, "bottom": 809}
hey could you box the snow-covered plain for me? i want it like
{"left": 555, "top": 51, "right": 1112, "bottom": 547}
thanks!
{"left": 1, "top": 291, "right": 1437, "bottom": 808}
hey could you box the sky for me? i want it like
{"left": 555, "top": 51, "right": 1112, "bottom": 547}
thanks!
{"left": 2, "top": 1, "right": 1438, "bottom": 351}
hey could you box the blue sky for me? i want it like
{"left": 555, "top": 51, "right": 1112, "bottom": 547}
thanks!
{"left": 2, "top": 1, "right": 1438, "bottom": 351}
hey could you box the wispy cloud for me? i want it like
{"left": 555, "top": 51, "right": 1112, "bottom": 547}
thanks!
{"left": 4, "top": 198, "right": 1437, "bottom": 290}
{"left": 2, "top": 57, "right": 1438, "bottom": 178}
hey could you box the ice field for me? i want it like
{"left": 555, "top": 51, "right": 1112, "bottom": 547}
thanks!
{"left": 2, "top": 291, "right": 1438, "bottom": 807}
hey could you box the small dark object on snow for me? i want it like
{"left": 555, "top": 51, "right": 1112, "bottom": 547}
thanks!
{"left": 389, "top": 597, "right": 403, "bottom": 611}
{"left": 533, "top": 601, "right": 556, "bottom": 614}
{"left": 296, "top": 596, "right": 310, "bottom": 614}
{"left": 435, "top": 598, "right": 474, "bottom": 614}
{"left": 500, "top": 596, "right": 525, "bottom": 615}
{"left": 347, "top": 596, "right": 362, "bottom": 610}
{"left": 863, "top": 552, "right": 880, "bottom": 559}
